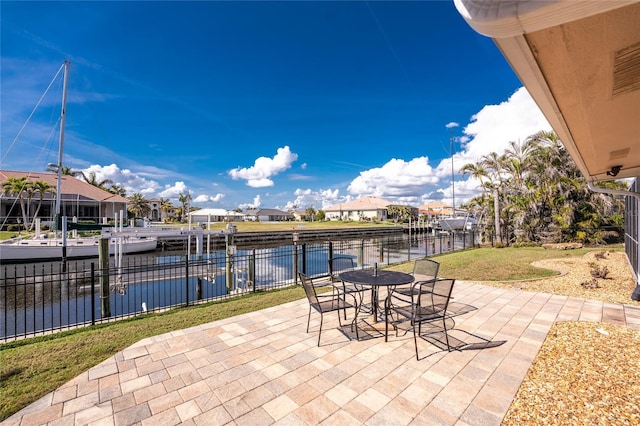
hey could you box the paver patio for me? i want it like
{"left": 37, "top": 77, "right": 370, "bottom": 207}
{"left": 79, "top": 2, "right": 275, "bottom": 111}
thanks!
{"left": 3, "top": 281, "right": 640, "bottom": 425}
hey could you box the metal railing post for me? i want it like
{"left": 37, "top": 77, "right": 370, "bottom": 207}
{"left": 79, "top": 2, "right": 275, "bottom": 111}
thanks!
{"left": 249, "top": 250, "right": 256, "bottom": 292}
{"left": 91, "top": 263, "right": 95, "bottom": 326}
{"left": 185, "top": 257, "right": 190, "bottom": 307}
{"left": 301, "top": 243, "right": 307, "bottom": 275}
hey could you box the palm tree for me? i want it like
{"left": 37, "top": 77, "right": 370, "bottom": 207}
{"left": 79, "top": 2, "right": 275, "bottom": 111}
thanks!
{"left": 305, "top": 206, "right": 316, "bottom": 222}
{"left": 108, "top": 184, "right": 127, "bottom": 197}
{"left": 159, "top": 197, "right": 172, "bottom": 222}
{"left": 480, "top": 152, "right": 508, "bottom": 245}
{"left": 460, "top": 129, "right": 626, "bottom": 245}
{"left": 128, "top": 193, "right": 151, "bottom": 218}
{"left": 29, "top": 180, "right": 54, "bottom": 230}
{"left": 81, "top": 171, "right": 113, "bottom": 190}
{"left": 178, "top": 192, "right": 192, "bottom": 222}
{"left": 45, "top": 164, "right": 83, "bottom": 177}
{"left": 2, "top": 177, "right": 30, "bottom": 230}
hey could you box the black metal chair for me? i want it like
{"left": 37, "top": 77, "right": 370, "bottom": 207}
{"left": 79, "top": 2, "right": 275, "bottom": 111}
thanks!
{"left": 328, "top": 257, "right": 367, "bottom": 318}
{"left": 299, "top": 272, "right": 358, "bottom": 346}
{"left": 392, "top": 258, "right": 440, "bottom": 303}
{"left": 389, "top": 278, "right": 456, "bottom": 360}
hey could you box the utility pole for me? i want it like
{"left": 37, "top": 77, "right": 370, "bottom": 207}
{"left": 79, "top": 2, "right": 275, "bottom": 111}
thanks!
{"left": 446, "top": 122, "right": 459, "bottom": 215}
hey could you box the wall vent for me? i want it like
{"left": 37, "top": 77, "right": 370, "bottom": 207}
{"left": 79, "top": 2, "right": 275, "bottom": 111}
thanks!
{"left": 613, "top": 41, "right": 640, "bottom": 96}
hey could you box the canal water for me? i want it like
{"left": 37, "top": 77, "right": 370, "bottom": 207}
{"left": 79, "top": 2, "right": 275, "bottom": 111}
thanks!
{"left": 1, "top": 231, "right": 474, "bottom": 339}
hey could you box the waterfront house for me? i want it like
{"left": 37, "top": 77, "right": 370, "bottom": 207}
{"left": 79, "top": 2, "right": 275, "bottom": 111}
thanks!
{"left": 148, "top": 198, "right": 177, "bottom": 222}
{"left": 0, "top": 170, "right": 128, "bottom": 228}
{"left": 188, "top": 208, "right": 245, "bottom": 223}
{"left": 324, "top": 196, "right": 391, "bottom": 221}
{"left": 243, "top": 208, "right": 293, "bottom": 222}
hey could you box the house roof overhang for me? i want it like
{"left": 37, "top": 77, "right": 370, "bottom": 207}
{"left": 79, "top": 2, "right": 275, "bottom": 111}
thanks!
{"left": 454, "top": 0, "right": 640, "bottom": 182}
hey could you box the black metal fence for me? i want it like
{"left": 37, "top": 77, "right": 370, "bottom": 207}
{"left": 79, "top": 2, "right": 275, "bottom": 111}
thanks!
{"left": 1, "top": 231, "right": 477, "bottom": 341}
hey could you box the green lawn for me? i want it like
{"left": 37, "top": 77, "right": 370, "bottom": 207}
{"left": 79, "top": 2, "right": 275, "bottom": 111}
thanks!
{"left": 0, "top": 245, "right": 622, "bottom": 420}
{"left": 392, "top": 246, "right": 622, "bottom": 281}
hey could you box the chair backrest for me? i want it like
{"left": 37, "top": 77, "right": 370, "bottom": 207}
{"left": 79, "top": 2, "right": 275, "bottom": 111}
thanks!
{"left": 299, "top": 272, "right": 319, "bottom": 305}
{"left": 416, "top": 278, "right": 455, "bottom": 314}
{"left": 329, "top": 257, "right": 355, "bottom": 280}
{"left": 413, "top": 258, "right": 439, "bottom": 282}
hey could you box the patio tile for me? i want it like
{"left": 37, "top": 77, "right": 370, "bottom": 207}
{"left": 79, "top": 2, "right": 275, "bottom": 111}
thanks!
{"left": 111, "top": 393, "right": 136, "bottom": 414}
{"left": 140, "top": 408, "right": 181, "bottom": 426}
{"left": 113, "top": 403, "right": 151, "bottom": 426}
{"left": 177, "top": 380, "right": 211, "bottom": 401}
{"left": 74, "top": 402, "right": 114, "bottom": 425}
{"left": 213, "top": 379, "right": 246, "bottom": 403}
{"left": 120, "top": 375, "right": 152, "bottom": 395}
{"left": 133, "top": 382, "right": 167, "bottom": 404}
{"left": 51, "top": 385, "right": 78, "bottom": 405}
{"left": 459, "top": 404, "right": 503, "bottom": 426}
{"left": 235, "top": 407, "right": 276, "bottom": 426}
{"left": 239, "top": 386, "right": 277, "bottom": 410}
{"left": 62, "top": 391, "right": 100, "bottom": 416}
{"left": 147, "top": 390, "right": 184, "bottom": 415}
{"left": 19, "top": 403, "right": 63, "bottom": 426}
{"left": 6, "top": 282, "right": 639, "bottom": 426}
{"left": 175, "top": 399, "right": 202, "bottom": 422}
{"left": 262, "top": 394, "right": 299, "bottom": 421}
{"left": 293, "top": 395, "right": 339, "bottom": 424}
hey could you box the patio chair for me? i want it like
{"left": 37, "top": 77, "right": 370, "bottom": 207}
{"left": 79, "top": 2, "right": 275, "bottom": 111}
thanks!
{"left": 393, "top": 258, "right": 440, "bottom": 303}
{"left": 329, "top": 257, "right": 367, "bottom": 318}
{"left": 299, "top": 272, "right": 358, "bottom": 346}
{"left": 388, "top": 278, "right": 456, "bottom": 360}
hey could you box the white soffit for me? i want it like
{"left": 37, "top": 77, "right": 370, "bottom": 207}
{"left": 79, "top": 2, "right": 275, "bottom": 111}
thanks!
{"left": 454, "top": 0, "right": 640, "bottom": 183}
{"left": 453, "top": 0, "right": 636, "bottom": 38}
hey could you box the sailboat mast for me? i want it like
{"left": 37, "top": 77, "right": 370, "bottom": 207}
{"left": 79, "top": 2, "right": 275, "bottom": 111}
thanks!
{"left": 54, "top": 60, "right": 70, "bottom": 224}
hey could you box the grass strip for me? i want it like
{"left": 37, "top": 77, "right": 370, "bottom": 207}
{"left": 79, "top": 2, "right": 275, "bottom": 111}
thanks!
{"left": 389, "top": 247, "right": 620, "bottom": 281}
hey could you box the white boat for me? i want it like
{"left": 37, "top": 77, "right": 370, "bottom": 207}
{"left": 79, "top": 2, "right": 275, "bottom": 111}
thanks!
{"left": 0, "top": 235, "right": 158, "bottom": 263}
{"left": 1, "top": 61, "right": 157, "bottom": 263}
{"left": 438, "top": 215, "right": 479, "bottom": 231}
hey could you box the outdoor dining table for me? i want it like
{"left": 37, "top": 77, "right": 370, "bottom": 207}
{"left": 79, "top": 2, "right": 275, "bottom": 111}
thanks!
{"left": 339, "top": 269, "right": 414, "bottom": 341}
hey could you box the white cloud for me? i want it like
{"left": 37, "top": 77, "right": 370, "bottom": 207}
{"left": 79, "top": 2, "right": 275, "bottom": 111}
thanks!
{"left": 437, "top": 87, "right": 552, "bottom": 179}
{"left": 193, "top": 193, "right": 225, "bottom": 204}
{"left": 238, "top": 195, "right": 263, "bottom": 210}
{"left": 81, "top": 163, "right": 160, "bottom": 195}
{"left": 446, "top": 87, "right": 552, "bottom": 206}
{"left": 347, "top": 157, "right": 439, "bottom": 200}
{"left": 342, "top": 87, "right": 552, "bottom": 208}
{"left": 285, "top": 187, "right": 342, "bottom": 210}
{"left": 228, "top": 146, "right": 298, "bottom": 188}
{"left": 158, "top": 181, "right": 190, "bottom": 199}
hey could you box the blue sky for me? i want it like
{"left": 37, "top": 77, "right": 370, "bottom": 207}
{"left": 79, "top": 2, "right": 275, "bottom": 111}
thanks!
{"left": 1, "top": 1, "right": 551, "bottom": 211}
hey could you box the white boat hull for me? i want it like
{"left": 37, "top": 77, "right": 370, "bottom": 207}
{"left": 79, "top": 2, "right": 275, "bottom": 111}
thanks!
{"left": 0, "top": 237, "right": 158, "bottom": 263}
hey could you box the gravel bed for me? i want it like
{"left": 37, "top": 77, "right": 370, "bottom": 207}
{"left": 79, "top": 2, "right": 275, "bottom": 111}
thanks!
{"left": 475, "top": 250, "right": 640, "bottom": 425}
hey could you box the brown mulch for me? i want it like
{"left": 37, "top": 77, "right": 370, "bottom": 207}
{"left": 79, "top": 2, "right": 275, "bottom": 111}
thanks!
{"left": 475, "top": 250, "right": 640, "bottom": 425}
{"left": 495, "top": 250, "right": 639, "bottom": 305}
{"left": 503, "top": 322, "right": 640, "bottom": 425}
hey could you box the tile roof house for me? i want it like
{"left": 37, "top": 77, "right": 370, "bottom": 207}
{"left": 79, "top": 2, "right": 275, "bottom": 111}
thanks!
{"left": 243, "top": 208, "right": 293, "bottom": 222}
{"left": 324, "top": 196, "right": 391, "bottom": 221}
{"left": 1, "top": 170, "right": 129, "bottom": 227}
{"left": 148, "top": 198, "right": 176, "bottom": 222}
{"left": 418, "top": 201, "right": 453, "bottom": 217}
{"left": 189, "top": 208, "right": 245, "bottom": 223}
